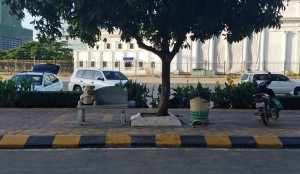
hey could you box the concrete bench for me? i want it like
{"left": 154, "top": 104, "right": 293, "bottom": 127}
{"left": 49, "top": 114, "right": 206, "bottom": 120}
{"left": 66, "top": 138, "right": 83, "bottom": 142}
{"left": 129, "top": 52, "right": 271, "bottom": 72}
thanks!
{"left": 76, "top": 86, "right": 128, "bottom": 125}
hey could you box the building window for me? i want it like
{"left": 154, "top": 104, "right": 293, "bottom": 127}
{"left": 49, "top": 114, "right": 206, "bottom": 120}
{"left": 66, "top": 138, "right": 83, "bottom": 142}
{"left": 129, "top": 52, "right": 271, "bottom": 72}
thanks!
{"left": 130, "top": 43, "right": 134, "bottom": 49}
{"left": 138, "top": 62, "right": 143, "bottom": 67}
{"left": 118, "top": 43, "right": 122, "bottom": 49}
{"left": 115, "top": 61, "right": 119, "bottom": 68}
{"left": 79, "top": 61, "right": 83, "bottom": 67}
{"left": 125, "top": 61, "right": 132, "bottom": 67}
{"left": 151, "top": 62, "right": 155, "bottom": 68}
{"left": 106, "top": 43, "right": 111, "bottom": 49}
{"left": 103, "top": 61, "right": 107, "bottom": 67}
{"left": 91, "top": 61, "right": 95, "bottom": 67}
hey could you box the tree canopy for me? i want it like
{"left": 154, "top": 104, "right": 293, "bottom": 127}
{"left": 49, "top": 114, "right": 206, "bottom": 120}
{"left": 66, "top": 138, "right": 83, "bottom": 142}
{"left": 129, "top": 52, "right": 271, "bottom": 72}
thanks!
{"left": 0, "top": 41, "right": 73, "bottom": 60}
{"left": 3, "top": 0, "right": 288, "bottom": 116}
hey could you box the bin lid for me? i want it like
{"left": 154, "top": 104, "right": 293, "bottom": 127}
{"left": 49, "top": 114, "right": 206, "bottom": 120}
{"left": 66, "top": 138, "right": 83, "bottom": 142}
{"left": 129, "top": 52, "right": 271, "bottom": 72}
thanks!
{"left": 189, "top": 91, "right": 211, "bottom": 101}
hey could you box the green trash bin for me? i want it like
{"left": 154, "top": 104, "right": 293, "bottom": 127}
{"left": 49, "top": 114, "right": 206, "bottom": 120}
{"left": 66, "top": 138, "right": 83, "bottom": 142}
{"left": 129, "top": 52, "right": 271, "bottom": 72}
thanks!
{"left": 189, "top": 91, "right": 211, "bottom": 125}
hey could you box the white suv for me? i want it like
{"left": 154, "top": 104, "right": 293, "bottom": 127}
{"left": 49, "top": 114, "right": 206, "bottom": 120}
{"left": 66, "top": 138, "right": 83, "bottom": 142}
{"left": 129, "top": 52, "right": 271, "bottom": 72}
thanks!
{"left": 68, "top": 68, "right": 128, "bottom": 91}
{"left": 241, "top": 72, "right": 300, "bottom": 96}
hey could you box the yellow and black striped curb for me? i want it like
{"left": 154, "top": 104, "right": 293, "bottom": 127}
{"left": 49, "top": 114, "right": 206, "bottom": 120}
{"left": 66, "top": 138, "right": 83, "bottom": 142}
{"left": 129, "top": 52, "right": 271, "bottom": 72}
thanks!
{"left": 0, "top": 134, "right": 300, "bottom": 149}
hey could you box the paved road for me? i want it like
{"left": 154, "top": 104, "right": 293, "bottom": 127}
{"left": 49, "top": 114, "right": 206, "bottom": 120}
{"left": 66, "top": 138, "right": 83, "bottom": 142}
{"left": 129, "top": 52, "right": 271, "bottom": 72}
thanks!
{"left": 0, "top": 148, "right": 299, "bottom": 174}
{"left": 0, "top": 73, "right": 240, "bottom": 91}
{"left": 62, "top": 75, "right": 238, "bottom": 91}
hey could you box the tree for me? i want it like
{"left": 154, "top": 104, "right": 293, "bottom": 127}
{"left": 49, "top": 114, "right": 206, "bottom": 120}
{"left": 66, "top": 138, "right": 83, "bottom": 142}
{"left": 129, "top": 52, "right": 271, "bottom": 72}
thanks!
{"left": 2, "top": 41, "right": 73, "bottom": 61}
{"left": 3, "top": 0, "right": 288, "bottom": 116}
{"left": 0, "top": 50, "right": 7, "bottom": 60}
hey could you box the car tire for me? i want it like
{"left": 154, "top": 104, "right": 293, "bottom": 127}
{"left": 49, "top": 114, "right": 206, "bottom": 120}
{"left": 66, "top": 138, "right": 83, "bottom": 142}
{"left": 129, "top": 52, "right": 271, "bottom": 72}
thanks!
{"left": 73, "top": 86, "right": 82, "bottom": 91}
{"left": 294, "top": 87, "right": 300, "bottom": 96}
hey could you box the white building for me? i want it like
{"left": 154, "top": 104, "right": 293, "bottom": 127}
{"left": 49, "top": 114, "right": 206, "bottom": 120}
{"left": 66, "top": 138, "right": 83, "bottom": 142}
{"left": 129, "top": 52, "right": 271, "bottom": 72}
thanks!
{"left": 63, "top": 1, "right": 300, "bottom": 75}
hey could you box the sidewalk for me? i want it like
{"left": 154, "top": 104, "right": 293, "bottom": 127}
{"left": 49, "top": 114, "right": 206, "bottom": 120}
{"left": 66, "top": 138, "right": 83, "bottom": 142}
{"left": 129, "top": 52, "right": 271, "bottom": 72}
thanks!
{"left": 0, "top": 108, "right": 300, "bottom": 148}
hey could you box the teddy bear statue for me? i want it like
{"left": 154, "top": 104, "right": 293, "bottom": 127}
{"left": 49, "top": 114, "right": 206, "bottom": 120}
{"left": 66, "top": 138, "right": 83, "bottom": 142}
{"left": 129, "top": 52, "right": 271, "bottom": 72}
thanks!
{"left": 78, "top": 86, "right": 97, "bottom": 105}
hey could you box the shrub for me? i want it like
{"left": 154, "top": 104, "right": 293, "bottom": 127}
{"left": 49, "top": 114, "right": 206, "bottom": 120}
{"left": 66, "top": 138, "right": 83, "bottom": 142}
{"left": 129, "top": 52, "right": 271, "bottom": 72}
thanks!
{"left": 149, "top": 84, "right": 161, "bottom": 108}
{"left": 169, "top": 82, "right": 211, "bottom": 108}
{"left": 13, "top": 91, "right": 81, "bottom": 108}
{"left": 0, "top": 79, "right": 35, "bottom": 107}
{"left": 117, "top": 80, "right": 149, "bottom": 108}
{"left": 211, "top": 77, "right": 257, "bottom": 109}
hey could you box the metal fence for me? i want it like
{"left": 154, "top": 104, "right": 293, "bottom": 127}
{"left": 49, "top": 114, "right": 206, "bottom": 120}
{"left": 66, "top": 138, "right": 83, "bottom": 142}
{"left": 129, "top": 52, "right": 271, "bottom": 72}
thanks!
{"left": 0, "top": 60, "right": 299, "bottom": 76}
{"left": 0, "top": 60, "right": 73, "bottom": 75}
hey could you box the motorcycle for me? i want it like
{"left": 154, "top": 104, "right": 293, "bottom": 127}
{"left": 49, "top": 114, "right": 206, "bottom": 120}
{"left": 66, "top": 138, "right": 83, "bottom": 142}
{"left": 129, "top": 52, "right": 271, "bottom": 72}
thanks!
{"left": 253, "top": 76, "right": 283, "bottom": 126}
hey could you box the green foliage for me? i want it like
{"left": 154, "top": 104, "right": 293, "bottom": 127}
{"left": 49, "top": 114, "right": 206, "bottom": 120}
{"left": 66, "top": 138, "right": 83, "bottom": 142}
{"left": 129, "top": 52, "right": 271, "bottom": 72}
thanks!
{"left": 230, "top": 82, "right": 258, "bottom": 109}
{"left": 212, "top": 81, "right": 258, "bottom": 109}
{"left": 149, "top": 84, "right": 161, "bottom": 108}
{"left": 277, "top": 96, "right": 300, "bottom": 110}
{"left": 0, "top": 79, "right": 34, "bottom": 107}
{"left": 211, "top": 84, "right": 231, "bottom": 108}
{"left": 3, "top": 41, "right": 72, "bottom": 61}
{"left": 18, "top": 77, "right": 35, "bottom": 91}
{"left": 117, "top": 80, "right": 149, "bottom": 108}
{"left": 169, "top": 82, "right": 211, "bottom": 108}
{"left": 14, "top": 91, "right": 81, "bottom": 108}
{"left": 0, "top": 80, "right": 18, "bottom": 107}
{"left": 0, "top": 50, "right": 7, "bottom": 60}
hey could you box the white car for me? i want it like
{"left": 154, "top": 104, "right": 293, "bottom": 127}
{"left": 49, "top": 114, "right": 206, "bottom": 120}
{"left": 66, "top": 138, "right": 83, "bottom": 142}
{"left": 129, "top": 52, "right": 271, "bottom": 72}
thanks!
{"left": 68, "top": 68, "right": 128, "bottom": 91}
{"left": 241, "top": 72, "right": 300, "bottom": 96}
{"left": 10, "top": 63, "right": 63, "bottom": 91}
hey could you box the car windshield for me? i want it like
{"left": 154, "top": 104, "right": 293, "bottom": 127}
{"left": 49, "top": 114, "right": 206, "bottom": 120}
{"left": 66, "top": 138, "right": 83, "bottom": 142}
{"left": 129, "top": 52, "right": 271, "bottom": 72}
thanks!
{"left": 241, "top": 74, "right": 249, "bottom": 81}
{"left": 12, "top": 74, "right": 43, "bottom": 85}
{"left": 102, "top": 71, "right": 128, "bottom": 80}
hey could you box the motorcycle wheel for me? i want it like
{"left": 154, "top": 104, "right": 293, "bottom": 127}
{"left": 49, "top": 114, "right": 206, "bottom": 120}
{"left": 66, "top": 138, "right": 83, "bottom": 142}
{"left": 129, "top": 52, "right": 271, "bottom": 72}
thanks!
{"left": 273, "top": 109, "right": 279, "bottom": 119}
{"left": 261, "top": 113, "right": 270, "bottom": 126}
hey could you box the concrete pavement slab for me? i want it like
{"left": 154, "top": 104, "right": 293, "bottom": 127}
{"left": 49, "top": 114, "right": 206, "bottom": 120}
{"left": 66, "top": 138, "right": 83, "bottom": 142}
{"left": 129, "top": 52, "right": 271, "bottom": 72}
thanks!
{"left": 0, "top": 108, "right": 300, "bottom": 148}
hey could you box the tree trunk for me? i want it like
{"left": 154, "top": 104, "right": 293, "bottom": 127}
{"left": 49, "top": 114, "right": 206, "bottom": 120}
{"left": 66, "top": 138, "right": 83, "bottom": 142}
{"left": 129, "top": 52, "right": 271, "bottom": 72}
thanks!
{"left": 157, "top": 57, "right": 171, "bottom": 116}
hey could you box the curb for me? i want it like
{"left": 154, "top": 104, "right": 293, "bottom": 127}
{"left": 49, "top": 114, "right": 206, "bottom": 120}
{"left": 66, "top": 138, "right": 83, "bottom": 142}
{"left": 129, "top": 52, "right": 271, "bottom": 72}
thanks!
{"left": 0, "top": 135, "right": 300, "bottom": 149}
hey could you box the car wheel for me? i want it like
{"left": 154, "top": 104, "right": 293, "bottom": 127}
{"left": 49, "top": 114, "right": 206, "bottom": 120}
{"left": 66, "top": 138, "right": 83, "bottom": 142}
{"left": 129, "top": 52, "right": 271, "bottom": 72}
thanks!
{"left": 294, "top": 87, "right": 300, "bottom": 96}
{"left": 73, "top": 86, "right": 82, "bottom": 91}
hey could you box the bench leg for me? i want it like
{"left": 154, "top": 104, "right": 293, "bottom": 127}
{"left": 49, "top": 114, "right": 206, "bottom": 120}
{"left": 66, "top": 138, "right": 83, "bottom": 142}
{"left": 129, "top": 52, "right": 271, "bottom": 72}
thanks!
{"left": 120, "top": 109, "right": 126, "bottom": 125}
{"left": 82, "top": 109, "right": 85, "bottom": 122}
{"left": 78, "top": 109, "right": 85, "bottom": 125}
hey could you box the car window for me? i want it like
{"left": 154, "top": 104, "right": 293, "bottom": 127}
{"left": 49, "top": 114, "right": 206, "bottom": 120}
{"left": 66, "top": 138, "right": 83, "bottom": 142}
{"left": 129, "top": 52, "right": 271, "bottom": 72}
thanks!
{"left": 271, "top": 74, "right": 289, "bottom": 81}
{"left": 241, "top": 74, "right": 249, "bottom": 81}
{"left": 49, "top": 75, "right": 59, "bottom": 83}
{"left": 75, "top": 70, "right": 84, "bottom": 78}
{"left": 94, "top": 71, "right": 104, "bottom": 80}
{"left": 253, "top": 74, "right": 268, "bottom": 81}
{"left": 13, "top": 74, "right": 43, "bottom": 85}
{"left": 44, "top": 75, "right": 51, "bottom": 83}
{"left": 83, "top": 70, "right": 94, "bottom": 79}
{"left": 103, "top": 71, "right": 128, "bottom": 80}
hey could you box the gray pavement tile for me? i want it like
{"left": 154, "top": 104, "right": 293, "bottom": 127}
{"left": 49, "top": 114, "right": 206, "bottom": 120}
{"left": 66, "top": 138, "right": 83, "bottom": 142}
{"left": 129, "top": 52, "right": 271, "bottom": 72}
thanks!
{"left": 0, "top": 108, "right": 299, "bottom": 136}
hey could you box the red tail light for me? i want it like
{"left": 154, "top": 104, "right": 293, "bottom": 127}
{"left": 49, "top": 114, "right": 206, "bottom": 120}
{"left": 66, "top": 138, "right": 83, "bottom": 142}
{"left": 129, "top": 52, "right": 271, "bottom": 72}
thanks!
{"left": 254, "top": 95, "right": 263, "bottom": 102}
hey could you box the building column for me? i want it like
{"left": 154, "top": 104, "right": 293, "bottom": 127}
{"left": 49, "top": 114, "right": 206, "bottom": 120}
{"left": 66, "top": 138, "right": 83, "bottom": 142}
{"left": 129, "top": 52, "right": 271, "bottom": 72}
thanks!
{"left": 243, "top": 37, "right": 250, "bottom": 71}
{"left": 208, "top": 37, "right": 215, "bottom": 70}
{"left": 73, "top": 50, "right": 79, "bottom": 70}
{"left": 99, "top": 52, "right": 103, "bottom": 68}
{"left": 87, "top": 51, "right": 91, "bottom": 68}
{"left": 194, "top": 40, "right": 202, "bottom": 69}
{"left": 259, "top": 29, "right": 266, "bottom": 71}
{"left": 282, "top": 31, "right": 288, "bottom": 73}
{"left": 176, "top": 49, "right": 183, "bottom": 71}
{"left": 297, "top": 31, "right": 300, "bottom": 73}
{"left": 111, "top": 52, "right": 115, "bottom": 69}
{"left": 225, "top": 41, "right": 231, "bottom": 74}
